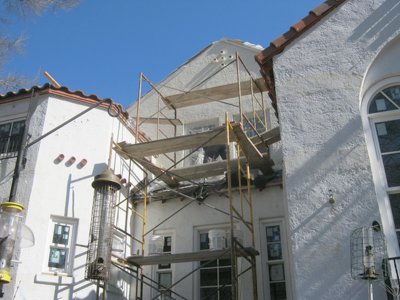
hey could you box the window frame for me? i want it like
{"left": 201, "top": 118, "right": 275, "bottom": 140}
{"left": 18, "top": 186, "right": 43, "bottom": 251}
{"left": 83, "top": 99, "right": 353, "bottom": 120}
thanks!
{"left": 260, "top": 219, "right": 291, "bottom": 300}
{"left": 194, "top": 224, "right": 231, "bottom": 300}
{"left": 43, "top": 215, "right": 78, "bottom": 276}
{"left": 151, "top": 230, "right": 175, "bottom": 300}
{"left": 361, "top": 77, "right": 400, "bottom": 258}
{"left": 0, "top": 119, "right": 25, "bottom": 159}
{"left": 107, "top": 230, "right": 128, "bottom": 292}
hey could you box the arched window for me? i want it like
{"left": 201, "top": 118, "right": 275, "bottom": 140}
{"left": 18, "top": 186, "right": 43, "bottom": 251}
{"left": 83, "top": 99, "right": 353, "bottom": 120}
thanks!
{"left": 367, "top": 84, "right": 400, "bottom": 247}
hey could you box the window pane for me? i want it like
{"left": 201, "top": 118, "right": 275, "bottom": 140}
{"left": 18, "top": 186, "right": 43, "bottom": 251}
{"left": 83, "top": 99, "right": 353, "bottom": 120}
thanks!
{"left": 0, "top": 123, "right": 11, "bottom": 137}
{"left": 200, "top": 233, "right": 209, "bottom": 250}
{"left": 52, "top": 225, "right": 70, "bottom": 245}
{"left": 219, "top": 258, "right": 230, "bottom": 267}
{"left": 390, "top": 194, "right": 400, "bottom": 229}
{"left": 219, "top": 286, "right": 232, "bottom": 300}
{"left": 11, "top": 121, "right": 25, "bottom": 135}
{"left": 158, "top": 272, "right": 172, "bottom": 288}
{"left": 384, "top": 86, "right": 400, "bottom": 105}
{"left": 269, "top": 263, "right": 285, "bottom": 281}
{"left": 200, "top": 287, "right": 218, "bottom": 300}
{"left": 8, "top": 121, "right": 24, "bottom": 153}
{"left": 201, "top": 259, "right": 217, "bottom": 267}
{"left": 163, "top": 236, "right": 171, "bottom": 252}
{"left": 396, "top": 231, "right": 400, "bottom": 249}
{"left": 375, "top": 120, "right": 400, "bottom": 153}
{"left": 270, "top": 282, "right": 287, "bottom": 300}
{"left": 382, "top": 153, "right": 400, "bottom": 187}
{"left": 268, "top": 243, "right": 282, "bottom": 260}
{"left": 219, "top": 267, "right": 231, "bottom": 285}
{"left": 266, "top": 226, "right": 281, "bottom": 243}
{"left": 369, "top": 93, "right": 397, "bottom": 113}
{"left": 0, "top": 123, "right": 11, "bottom": 154}
{"left": 200, "top": 268, "right": 217, "bottom": 286}
{"left": 48, "top": 247, "right": 67, "bottom": 269}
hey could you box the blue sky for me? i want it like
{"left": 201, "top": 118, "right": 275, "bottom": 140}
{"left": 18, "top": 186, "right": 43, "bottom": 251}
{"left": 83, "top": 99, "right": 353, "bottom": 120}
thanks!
{"left": 4, "top": 0, "right": 323, "bottom": 108}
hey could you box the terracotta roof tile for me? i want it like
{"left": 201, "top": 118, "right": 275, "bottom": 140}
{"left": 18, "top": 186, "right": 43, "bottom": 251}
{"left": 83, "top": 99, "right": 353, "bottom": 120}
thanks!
{"left": 0, "top": 83, "right": 130, "bottom": 120}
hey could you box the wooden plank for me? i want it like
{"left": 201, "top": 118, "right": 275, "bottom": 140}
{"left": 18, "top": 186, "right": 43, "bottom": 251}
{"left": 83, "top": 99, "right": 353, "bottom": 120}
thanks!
{"left": 139, "top": 117, "right": 182, "bottom": 126}
{"left": 231, "top": 123, "right": 263, "bottom": 159}
{"left": 117, "top": 126, "right": 227, "bottom": 157}
{"left": 126, "top": 247, "right": 259, "bottom": 266}
{"left": 251, "top": 127, "right": 281, "bottom": 146}
{"left": 164, "top": 78, "right": 267, "bottom": 109}
{"left": 133, "top": 157, "right": 179, "bottom": 187}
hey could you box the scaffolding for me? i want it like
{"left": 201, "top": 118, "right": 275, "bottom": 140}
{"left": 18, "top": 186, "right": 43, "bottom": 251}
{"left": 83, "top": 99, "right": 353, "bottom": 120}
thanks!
{"left": 112, "top": 53, "right": 281, "bottom": 299}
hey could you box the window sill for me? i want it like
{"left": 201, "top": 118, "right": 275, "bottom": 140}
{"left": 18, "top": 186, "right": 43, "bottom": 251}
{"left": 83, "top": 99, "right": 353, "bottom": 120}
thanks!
{"left": 34, "top": 272, "right": 74, "bottom": 285}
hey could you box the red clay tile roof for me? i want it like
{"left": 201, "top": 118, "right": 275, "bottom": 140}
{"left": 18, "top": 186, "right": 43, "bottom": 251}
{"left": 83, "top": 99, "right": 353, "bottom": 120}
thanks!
{"left": 0, "top": 83, "right": 130, "bottom": 120}
{"left": 255, "top": 0, "right": 348, "bottom": 117}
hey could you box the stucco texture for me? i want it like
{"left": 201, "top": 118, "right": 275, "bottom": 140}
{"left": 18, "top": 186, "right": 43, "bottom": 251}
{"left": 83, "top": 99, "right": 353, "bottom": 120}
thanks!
{"left": 273, "top": 0, "right": 400, "bottom": 299}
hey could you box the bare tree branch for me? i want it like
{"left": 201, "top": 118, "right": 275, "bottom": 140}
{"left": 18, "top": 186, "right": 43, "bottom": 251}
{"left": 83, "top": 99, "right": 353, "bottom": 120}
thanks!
{"left": 2, "top": 0, "right": 79, "bottom": 17}
{"left": 0, "top": 0, "right": 79, "bottom": 92}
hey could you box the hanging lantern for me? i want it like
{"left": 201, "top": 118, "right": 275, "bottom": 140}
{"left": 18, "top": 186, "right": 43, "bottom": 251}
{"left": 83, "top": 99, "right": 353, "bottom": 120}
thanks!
{"left": 85, "top": 169, "right": 121, "bottom": 281}
{"left": 0, "top": 202, "right": 24, "bottom": 284}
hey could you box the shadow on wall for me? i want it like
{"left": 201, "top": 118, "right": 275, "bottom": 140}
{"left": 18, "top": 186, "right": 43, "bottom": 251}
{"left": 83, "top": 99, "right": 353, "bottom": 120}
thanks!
{"left": 285, "top": 116, "right": 386, "bottom": 299}
{"left": 74, "top": 290, "right": 98, "bottom": 300}
{"left": 64, "top": 163, "right": 108, "bottom": 218}
{"left": 349, "top": 0, "right": 400, "bottom": 50}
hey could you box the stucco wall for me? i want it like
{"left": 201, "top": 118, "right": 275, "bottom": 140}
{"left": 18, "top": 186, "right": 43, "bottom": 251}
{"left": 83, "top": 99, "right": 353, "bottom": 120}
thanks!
{"left": 134, "top": 185, "right": 284, "bottom": 300}
{"left": 128, "top": 39, "right": 282, "bottom": 171}
{"left": 273, "top": 0, "right": 400, "bottom": 299}
{"left": 3, "top": 95, "right": 138, "bottom": 300}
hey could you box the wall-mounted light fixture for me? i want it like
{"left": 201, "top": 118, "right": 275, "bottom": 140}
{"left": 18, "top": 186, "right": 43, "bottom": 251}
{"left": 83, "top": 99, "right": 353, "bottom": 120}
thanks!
{"left": 328, "top": 189, "right": 335, "bottom": 205}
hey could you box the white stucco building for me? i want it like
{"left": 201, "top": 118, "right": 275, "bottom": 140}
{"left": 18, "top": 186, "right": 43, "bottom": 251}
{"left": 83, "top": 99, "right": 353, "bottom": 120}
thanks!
{"left": 1, "top": 0, "right": 400, "bottom": 299}
{"left": 0, "top": 85, "right": 139, "bottom": 299}
{"left": 255, "top": 0, "right": 400, "bottom": 299}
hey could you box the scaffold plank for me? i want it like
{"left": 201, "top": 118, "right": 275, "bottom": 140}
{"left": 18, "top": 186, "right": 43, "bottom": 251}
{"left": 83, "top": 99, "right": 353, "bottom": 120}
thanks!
{"left": 126, "top": 247, "right": 259, "bottom": 266}
{"left": 117, "top": 126, "right": 227, "bottom": 158}
{"left": 163, "top": 78, "right": 267, "bottom": 109}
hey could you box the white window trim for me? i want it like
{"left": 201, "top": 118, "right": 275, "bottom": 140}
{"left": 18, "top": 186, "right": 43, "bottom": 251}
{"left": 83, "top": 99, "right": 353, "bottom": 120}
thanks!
{"left": 361, "top": 76, "right": 400, "bottom": 258}
{"left": 259, "top": 218, "right": 292, "bottom": 300}
{"left": 193, "top": 223, "right": 231, "bottom": 300}
{"left": 42, "top": 215, "right": 79, "bottom": 276}
{"left": 107, "top": 230, "right": 128, "bottom": 293}
{"left": 151, "top": 229, "right": 175, "bottom": 300}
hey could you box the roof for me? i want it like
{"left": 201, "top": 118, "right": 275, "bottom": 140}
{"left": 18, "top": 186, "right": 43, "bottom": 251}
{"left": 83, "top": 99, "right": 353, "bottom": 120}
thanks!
{"left": 128, "top": 38, "right": 266, "bottom": 111}
{"left": 255, "top": 0, "right": 348, "bottom": 116}
{"left": 0, "top": 83, "right": 130, "bottom": 120}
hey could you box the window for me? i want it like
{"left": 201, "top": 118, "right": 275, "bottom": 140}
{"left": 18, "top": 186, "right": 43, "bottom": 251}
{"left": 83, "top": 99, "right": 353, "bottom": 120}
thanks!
{"left": 265, "top": 225, "right": 287, "bottom": 300}
{"left": 199, "top": 231, "right": 232, "bottom": 300}
{"left": 233, "top": 111, "right": 268, "bottom": 138}
{"left": 0, "top": 120, "right": 25, "bottom": 158}
{"left": 261, "top": 221, "right": 290, "bottom": 300}
{"left": 154, "top": 235, "right": 173, "bottom": 300}
{"left": 367, "top": 85, "right": 400, "bottom": 247}
{"left": 108, "top": 232, "right": 127, "bottom": 291}
{"left": 45, "top": 216, "right": 78, "bottom": 275}
{"left": 184, "top": 119, "right": 226, "bottom": 167}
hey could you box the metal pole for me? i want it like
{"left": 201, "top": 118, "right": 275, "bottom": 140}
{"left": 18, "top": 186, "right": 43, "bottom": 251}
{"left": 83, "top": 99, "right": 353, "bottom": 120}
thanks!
{"left": 25, "top": 98, "right": 113, "bottom": 149}
{"left": 236, "top": 52, "right": 243, "bottom": 124}
{"left": 225, "top": 113, "right": 237, "bottom": 300}
{"left": 368, "top": 279, "right": 373, "bottom": 300}
{"left": 135, "top": 72, "right": 143, "bottom": 144}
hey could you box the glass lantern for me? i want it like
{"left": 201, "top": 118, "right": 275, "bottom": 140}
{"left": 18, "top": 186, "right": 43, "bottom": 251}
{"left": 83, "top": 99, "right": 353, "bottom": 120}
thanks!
{"left": 0, "top": 202, "right": 24, "bottom": 284}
